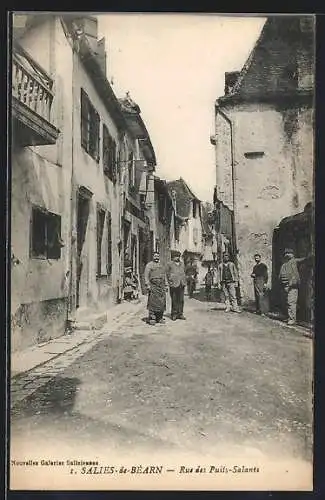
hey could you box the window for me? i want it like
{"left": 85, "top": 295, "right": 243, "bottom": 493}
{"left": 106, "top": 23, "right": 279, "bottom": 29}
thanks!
{"left": 140, "top": 193, "right": 146, "bottom": 207}
{"left": 284, "top": 62, "right": 298, "bottom": 83}
{"left": 31, "top": 207, "right": 63, "bottom": 260}
{"left": 103, "top": 124, "right": 117, "bottom": 182}
{"left": 97, "top": 208, "right": 106, "bottom": 277}
{"left": 193, "top": 200, "right": 197, "bottom": 218}
{"left": 244, "top": 151, "right": 265, "bottom": 159}
{"left": 81, "top": 88, "right": 100, "bottom": 161}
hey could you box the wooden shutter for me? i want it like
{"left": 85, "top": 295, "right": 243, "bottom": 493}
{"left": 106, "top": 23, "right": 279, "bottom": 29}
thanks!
{"left": 80, "top": 89, "right": 89, "bottom": 150}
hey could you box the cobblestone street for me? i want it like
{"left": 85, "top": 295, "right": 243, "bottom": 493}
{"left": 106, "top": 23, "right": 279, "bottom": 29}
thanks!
{"left": 11, "top": 295, "right": 313, "bottom": 468}
{"left": 10, "top": 14, "right": 315, "bottom": 493}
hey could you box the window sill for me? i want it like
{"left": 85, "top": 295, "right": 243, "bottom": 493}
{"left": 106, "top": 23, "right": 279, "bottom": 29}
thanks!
{"left": 30, "top": 255, "right": 61, "bottom": 261}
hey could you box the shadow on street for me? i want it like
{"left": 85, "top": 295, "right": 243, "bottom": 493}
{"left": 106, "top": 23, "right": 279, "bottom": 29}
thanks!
{"left": 13, "top": 376, "right": 81, "bottom": 417}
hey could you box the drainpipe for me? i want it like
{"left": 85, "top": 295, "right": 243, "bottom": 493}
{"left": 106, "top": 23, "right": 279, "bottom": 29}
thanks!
{"left": 118, "top": 132, "right": 126, "bottom": 303}
{"left": 215, "top": 104, "right": 238, "bottom": 262}
{"left": 66, "top": 24, "right": 78, "bottom": 332}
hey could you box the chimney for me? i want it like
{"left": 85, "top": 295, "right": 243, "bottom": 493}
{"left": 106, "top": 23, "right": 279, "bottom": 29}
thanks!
{"left": 74, "top": 15, "right": 98, "bottom": 53}
{"left": 224, "top": 71, "right": 240, "bottom": 95}
{"left": 96, "top": 37, "right": 107, "bottom": 76}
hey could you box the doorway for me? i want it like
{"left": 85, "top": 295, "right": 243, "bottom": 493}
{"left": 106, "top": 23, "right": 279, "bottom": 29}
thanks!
{"left": 76, "top": 187, "right": 92, "bottom": 309}
{"left": 123, "top": 219, "right": 131, "bottom": 265}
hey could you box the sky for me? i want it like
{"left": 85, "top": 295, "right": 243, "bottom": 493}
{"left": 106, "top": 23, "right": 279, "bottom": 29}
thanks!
{"left": 98, "top": 14, "right": 266, "bottom": 202}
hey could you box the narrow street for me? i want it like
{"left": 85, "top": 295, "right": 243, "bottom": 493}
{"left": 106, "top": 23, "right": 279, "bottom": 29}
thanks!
{"left": 11, "top": 295, "right": 313, "bottom": 467}
{"left": 10, "top": 14, "right": 315, "bottom": 493}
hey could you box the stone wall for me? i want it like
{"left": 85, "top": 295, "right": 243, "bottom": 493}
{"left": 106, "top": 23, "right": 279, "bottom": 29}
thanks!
{"left": 217, "top": 101, "right": 313, "bottom": 303}
{"left": 72, "top": 49, "right": 122, "bottom": 314}
{"left": 11, "top": 18, "right": 73, "bottom": 351}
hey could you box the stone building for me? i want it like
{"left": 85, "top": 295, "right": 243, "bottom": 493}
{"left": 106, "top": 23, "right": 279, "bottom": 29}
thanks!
{"left": 166, "top": 178, "right": 203, "bottom": 268}
{"left": 118, "top": 93, "right": 157, "bottom": 294}
{"left": 11, "top": 14, "right": 73, "bottom": 351}
{"left": 62, "top": 15, "right": 126, "bottom": 325}
{"left": 11, "top": 14, "right": 157, "bottom": 351}
{"left": 210, "top": 16, "right": 314, "bottom": 304}
{"left": 153, "top": 177, "right": 177, "bottom": 268}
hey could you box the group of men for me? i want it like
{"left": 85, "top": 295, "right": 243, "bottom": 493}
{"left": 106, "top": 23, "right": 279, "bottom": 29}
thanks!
{"left": 144, "top": 250, "right": 186, "bottom": 325}
{"left": 144, "top": 247, "right": 305, "bottom": 326}
{"left": 251, "top": 248, "right": 305, "bottom": 325}
{"left": 202, "top": 253, "right": 242, "bottom": 312}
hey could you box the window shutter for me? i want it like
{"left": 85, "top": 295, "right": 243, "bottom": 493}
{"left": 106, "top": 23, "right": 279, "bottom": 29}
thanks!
{"left": 112, "top": 140, "right": 117, "bottom": 183}
{"left": 97, "top": 209, "right": 106, "bottom": 277}
{"left": 80, "top": 89, "right": 89, "bottom": 149}
{"left": 95, "top": 110, "right": 100, "bottom": 162}
{"left": 47, "top": 214, "right": 62, "bottom": 259}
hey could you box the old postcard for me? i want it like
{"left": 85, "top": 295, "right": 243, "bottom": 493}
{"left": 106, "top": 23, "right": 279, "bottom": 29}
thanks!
{"left": 9, "top": 12, "right": 314, "bottom": 491}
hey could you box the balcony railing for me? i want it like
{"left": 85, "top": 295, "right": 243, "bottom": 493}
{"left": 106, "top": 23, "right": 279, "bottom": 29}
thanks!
{"left": 12, "top": 45, "right": 59, "bottom": 145}
{"left": 12, "top": 53, "right": 54, "bottom": 122}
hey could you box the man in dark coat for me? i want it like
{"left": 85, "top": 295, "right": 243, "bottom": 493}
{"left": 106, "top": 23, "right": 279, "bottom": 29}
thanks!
{"left": 166, "top": 250, "right": 187, "bottom": 321}
{"left": 144, "top": 251, "right": 167, "bottom": 325}
{"left": 251, "top": 253, "right": 269, "bottom": 316}
{"left": 279, "top": 248, "right": 301, "bottom": 325}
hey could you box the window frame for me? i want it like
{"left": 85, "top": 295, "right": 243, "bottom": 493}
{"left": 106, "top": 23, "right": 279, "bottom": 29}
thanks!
{"left": 96, "top": 207, "right": 106, "bottom": 278}
{"left": 102, "top": 123, "right": 117, "bottom": 183}
{"left": 193, "top": 200, "right": 197, "bottom": 219}
{"left": 30, "top": 206, "right": 63, "bottom": 260}
{"left": 128, "top": 151, "right": 135, "bottom": 192}
{"left": 81, "top": 88, "right": 100, "bottom": 162}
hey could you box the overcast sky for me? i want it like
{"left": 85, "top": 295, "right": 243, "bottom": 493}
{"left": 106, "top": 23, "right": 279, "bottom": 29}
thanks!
{"left": 98, "top": 14, "right": 266, "bottom": 202}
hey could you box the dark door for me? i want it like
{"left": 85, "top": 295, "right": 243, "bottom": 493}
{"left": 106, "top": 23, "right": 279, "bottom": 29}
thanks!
{"left": 138, "top": 227, "right": 146, "bottom": 294}
{"left": 76, "top": 191, "right": 90, "bottom": 309}
{"left": 131, "top": 234, "right": 137, "bottom": 274}
{"left": 123, "top": 220, "right": 131, "bottom": 265}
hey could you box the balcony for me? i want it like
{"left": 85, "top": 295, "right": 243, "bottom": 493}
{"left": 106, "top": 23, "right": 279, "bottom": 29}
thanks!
{"left": 12, "top": 45, "right": 59, "bottom": 146}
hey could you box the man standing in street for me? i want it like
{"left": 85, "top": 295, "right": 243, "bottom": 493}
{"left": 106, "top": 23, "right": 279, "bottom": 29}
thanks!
{"left": 278, "top": 248, "right": 301, "bottom": 326}
{"left": 217, "top": 253, "right": 241, "bottom": 313}
{"left": 166, "top": 250, "right": 187, "bottom": 321}
{"left": 204, "top": 265, "right": 214, "bottom": 302}
{"left": 185, "top": 259, "right": 198, "bottom": 298}
{"left": 251, "top": 253, "right": 269, "bottom": 316}
{"left": 144, "top": 251, "right": 167, "bottom": 326}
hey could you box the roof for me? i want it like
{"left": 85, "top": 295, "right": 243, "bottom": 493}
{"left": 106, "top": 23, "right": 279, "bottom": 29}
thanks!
{"left": 154, "top": 176, "right": 172, "bottom": 200}
{"left": 166, "top": 178, "right": 201, "bottom": 219}
{"left": 60, "top": 16, "right": 127, "bottom": 130}
{"left": 63, "top": 16, "right": 157, "bottom": 165}
{"left": 218, "top": 16, "right": 314, "bottom": 107}
{"left": 118, "top": 96, "right": 156, "bottom": 168}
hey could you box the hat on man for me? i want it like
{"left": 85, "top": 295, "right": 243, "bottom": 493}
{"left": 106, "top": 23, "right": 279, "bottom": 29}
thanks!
{"left": 171, "top": 250, "right": 181, "bottom": 257}
{"left": 284, "top": 248, "right": 294, "bottom": 254}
